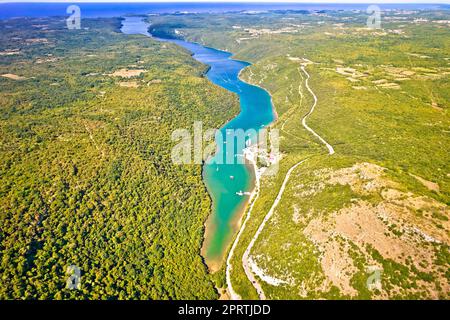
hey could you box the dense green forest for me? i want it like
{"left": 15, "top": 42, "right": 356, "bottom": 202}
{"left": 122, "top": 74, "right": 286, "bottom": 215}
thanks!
{"left": 0, "top": 17, "right": 239, "bottom": 299}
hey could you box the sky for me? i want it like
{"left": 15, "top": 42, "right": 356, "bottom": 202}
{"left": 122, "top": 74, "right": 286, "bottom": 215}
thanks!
{"left": 1, "top": 0, "right": 448, "bottom": 3}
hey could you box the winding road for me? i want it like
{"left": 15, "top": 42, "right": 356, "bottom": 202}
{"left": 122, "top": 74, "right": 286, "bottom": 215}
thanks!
{"left": 301, "top": 66, "right": 335, "bottom": 156}
{"left": 227, "top": 62, "right": 335, "bottom": 300}
{"left": 225, "top": 159, "right": 260, "bottom": 300}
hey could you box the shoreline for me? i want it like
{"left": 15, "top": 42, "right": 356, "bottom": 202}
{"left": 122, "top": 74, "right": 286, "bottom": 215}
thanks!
{"left": 202, "top": 161, "right": 256, "bottom": 273}
{"left": 143, "top": 20, "right": 252, "bottom": 274}
{"left": 226, "top": 152, "right": 261, "bottom": 300}
{"left": 124, "top": 17, "right": 278, "bottom": 286}
{"left": 203, "top": 65, "right": 279, "bottom": 273}
{"left": 237, "top": 66, "right": 279, "bottom": 122}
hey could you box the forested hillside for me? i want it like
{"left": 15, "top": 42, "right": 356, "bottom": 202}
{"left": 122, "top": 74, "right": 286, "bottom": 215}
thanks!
{"left": 0, "top": 17, "right": 239, "bottom": 299}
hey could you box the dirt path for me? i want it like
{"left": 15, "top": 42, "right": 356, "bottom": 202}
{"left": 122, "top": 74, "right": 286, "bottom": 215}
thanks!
{"left": 225, "top": 158, "right": 261, "bottom": 300}
{"left": 240, "top": 64, "right": 335, "bottom": 299}
{"left": 301, "top": 66, "right": 335, "bottom": 155}
{"left": 281, "top": 67, "right": 304, "bottom": 131}
{"left": 279, "top": 68, "right": 310, "bottom": 142}
{"left": 243, "top": 158, "right": 309, "bottom": 299}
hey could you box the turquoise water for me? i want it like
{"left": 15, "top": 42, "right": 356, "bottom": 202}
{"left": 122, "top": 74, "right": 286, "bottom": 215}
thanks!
{"left": 121, "top": 17, "right": 275, "bottom": 267}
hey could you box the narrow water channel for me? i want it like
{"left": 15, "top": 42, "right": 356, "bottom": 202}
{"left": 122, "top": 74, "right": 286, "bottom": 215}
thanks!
{"left": 121, "top": 16, "right": 275, "bottom": 270}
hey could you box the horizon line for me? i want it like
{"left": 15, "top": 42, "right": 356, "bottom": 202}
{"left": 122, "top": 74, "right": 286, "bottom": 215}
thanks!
{"left": 1, "top": 1, "right": 449, "bottom": 4}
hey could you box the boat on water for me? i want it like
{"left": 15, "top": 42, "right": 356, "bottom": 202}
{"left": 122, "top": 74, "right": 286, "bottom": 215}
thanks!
{"left": 236, "top": 191, "right": 252, "bottom": 196}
